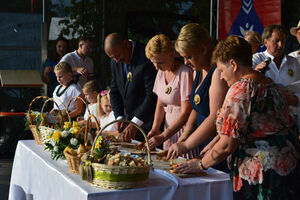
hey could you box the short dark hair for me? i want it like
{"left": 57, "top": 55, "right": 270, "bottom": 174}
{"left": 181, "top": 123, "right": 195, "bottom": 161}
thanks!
{"left": 78, "top": 35, "right": 93, "bottom": 44}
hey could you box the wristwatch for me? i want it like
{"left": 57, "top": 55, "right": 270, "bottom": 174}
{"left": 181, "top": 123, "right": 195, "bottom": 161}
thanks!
{"left": 198, "top": 159, "right": 207, "bottom": 170}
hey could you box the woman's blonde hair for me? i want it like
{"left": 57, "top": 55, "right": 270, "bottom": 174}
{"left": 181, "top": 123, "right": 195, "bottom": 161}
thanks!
{"left": 82, "top": 80, "right": 101, "bottom": 94}
{"left": 145, "top": 34, "right": 173, "bottom": 59}
{"left": 244, "top": 30, "right": 262, "bottom": 45}
{"left": 175, "top": 23, "right": 213, "bottom": 54}
{"left": 54, "top": 61, "right": 72, "bottom": 74}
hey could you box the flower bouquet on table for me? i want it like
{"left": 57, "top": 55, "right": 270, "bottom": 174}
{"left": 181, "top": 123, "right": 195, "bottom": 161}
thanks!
{"left": 44, "top": 121, "right": 84, "bottom": 160}
{"left": 92, "top": 135, "right": 111, "bottom": 161}
{"left": 63, "top": 115, "right": 98, "bottom": 174}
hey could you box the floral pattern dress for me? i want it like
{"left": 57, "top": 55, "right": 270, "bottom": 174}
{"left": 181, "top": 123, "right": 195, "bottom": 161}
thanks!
{"left": 216, "top": 78, "right": 300, "bottom": 200}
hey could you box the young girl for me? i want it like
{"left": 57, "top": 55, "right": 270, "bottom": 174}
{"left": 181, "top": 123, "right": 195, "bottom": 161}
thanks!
{"left": 99, "top": 89, "right": 117, "bottom": 133}
{"left": 77, "top": 80, "right": 101, "bottom": 128}
{"left": 51, "top": 62, "right": 84, "bottom": 119}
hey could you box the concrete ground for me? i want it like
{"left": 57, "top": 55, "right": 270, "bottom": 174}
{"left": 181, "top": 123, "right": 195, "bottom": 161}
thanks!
{"left": 0, "top": 158, "right": 13, "bottom": 200}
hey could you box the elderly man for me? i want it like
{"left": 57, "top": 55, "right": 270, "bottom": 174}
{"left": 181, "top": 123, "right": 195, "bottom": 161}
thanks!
{"left": 253, "top": 24, "right": 300, "bottom": 138}
{"left": 104, "top": 33, "right": 157, "bottom": 142}
{"left": 289, "top": 20, "right": 300, "bottom": 62}
{"left": 253, "top": 24, "right": 300, "bottom": 106}
{"left": 61, "top": 36, "right": 94, "bottom": 88}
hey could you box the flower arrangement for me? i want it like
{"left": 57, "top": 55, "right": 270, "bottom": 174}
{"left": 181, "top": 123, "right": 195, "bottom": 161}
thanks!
{"left": 25, "top": 111, "right": 45, "bottom": 130}
{"left": 44, "top": 121, "right": 84, "bottom": 160}
{"left": 92, "top": 135, "right": 110, "bottom": 161}
{"left": 25, "top": 110, "right": 68, "bottom": 130}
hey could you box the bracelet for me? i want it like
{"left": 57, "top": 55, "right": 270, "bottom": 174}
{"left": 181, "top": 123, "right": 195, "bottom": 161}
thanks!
{"left": 199, "top": 159, "right": 207, "bottom": 170}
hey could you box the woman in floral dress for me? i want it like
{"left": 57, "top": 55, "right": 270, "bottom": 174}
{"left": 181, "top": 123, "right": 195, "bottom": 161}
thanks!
{"left": 173, "top": 35, "right": 300, "bottom": 199}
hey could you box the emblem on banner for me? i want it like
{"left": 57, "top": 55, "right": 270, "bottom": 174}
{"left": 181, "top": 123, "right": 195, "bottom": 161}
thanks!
{"left": 227, "top": 0, "right": 264, "bottom": 38}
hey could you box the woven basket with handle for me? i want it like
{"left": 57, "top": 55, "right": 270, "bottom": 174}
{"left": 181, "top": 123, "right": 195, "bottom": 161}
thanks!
{"left": 64, "top": 114, "right": 98, "bottom": 174}
{"left": 66, "top": 96, "right": 91, "bottom": 118}
{"left": 27, "top": 96, "right": 50, "bottom": 145}
{"left": 82, "top": 119, "right": 152, "bottom": 190}
{"left": 39, "top": 97, "right": 71, "bottom": 142}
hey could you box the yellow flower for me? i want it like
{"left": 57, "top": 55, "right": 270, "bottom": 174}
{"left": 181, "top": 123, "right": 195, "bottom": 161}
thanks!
{"left": 95, "top": 143, "right": 102, "bottom": 149}
{"left": 64, "top": 121, "right": 72, "bottom": 129}
{"left": 64, "top": 146, "right": 70, "bottom": 152}
{"left": 71, "top": 127, "right": 81, "bottom": 135}
{"left": 95, "top": 136, "right": 104, "bottom": 149}
{"left": 53, "top": 131, "right": 61, "bottom": 141}
{"left": 97, "top": 136, "right": 103, "bottom": 143}
{"left": 30, "top": 112, "right": 36, "bottom": 120}
{"left": 72, "top": 121, "right": 80, "bottom": 128}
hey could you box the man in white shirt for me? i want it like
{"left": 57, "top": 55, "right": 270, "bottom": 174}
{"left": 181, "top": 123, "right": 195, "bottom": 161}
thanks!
{"left": 289, "top": 20, "right": 300, "bottom": 63}
{"left": 61, "top": 36, "right": 94, "bottom": 88}
{"left": 253, "top": 24, "right": 300, "bottom": 106}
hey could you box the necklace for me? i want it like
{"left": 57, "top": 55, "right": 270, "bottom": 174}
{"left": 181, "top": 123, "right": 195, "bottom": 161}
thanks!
{"left": 194, "top": 70, "right": 203, "bottom": 94}
{"left": 56, "top": 81, "right": 74, "bottom": 97}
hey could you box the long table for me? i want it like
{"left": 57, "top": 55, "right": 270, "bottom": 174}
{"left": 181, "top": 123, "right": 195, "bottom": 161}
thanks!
{"left": 9, "top": 140, "right": 233, "bottom": 200}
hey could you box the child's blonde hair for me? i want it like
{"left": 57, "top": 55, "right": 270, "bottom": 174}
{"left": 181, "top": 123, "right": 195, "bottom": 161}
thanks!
{"left": 82, "top": 80, "right": 101, "bottom": 93}
{"left": 54, "top": 61, "right": 72, "bottom": 74}
{"left": 97, "top": 88, "right": 110, "bottom": 117}
{"left": 100, "top": 95, "right": 109, "bottom": 106}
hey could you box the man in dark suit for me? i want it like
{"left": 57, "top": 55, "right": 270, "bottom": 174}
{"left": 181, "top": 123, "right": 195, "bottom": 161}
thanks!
{"left": 104, "top": 33, "right": 157, "bottom": 141}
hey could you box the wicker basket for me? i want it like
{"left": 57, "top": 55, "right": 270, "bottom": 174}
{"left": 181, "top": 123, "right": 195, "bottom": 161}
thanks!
{"left": 64, "top": 114, "right": 99, "bottom": 174}
{"left": 39, "top": 97, "right": 71, "bottom": 142}
{"left": 85, "top": 119, "right": 152, "bottom": 190}
{"left": 27, "top": 96, "right": 50, "bottom": 145}
{"left": 66, "top": 96, "right": 91, "bottom": 117}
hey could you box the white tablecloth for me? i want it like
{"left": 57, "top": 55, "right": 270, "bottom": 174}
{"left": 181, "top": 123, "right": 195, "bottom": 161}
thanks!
{"left": 9, "top": 140, "right": 233, "bottom": 200}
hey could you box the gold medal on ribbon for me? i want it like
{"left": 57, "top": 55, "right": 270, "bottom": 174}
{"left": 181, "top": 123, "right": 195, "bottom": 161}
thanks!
{"left": 193, "top": 94, "right": 201, "bottom": 105}
{"left": 165, "top": 86, "right": 172, "bottom": 94}
{"left": 127, "top": 72, "right": 132, "bottom": 82}
{"left": 288, "top": 69, "right": 294, "bottom": 77}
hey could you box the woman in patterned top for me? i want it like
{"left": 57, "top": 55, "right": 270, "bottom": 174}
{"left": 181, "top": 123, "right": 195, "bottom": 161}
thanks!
{"left": 173, "top": 35, "right": 300, "bottom": 199}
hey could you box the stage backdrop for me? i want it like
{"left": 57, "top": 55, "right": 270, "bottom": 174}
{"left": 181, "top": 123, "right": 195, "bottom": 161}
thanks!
{"left": 219, "top": 0, "right": 281, "bottom": 40}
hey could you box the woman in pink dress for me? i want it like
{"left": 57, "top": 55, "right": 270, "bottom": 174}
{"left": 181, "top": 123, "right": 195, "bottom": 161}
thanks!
{"left": 145, "top": 34, "right": 198, "bottom": 158}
